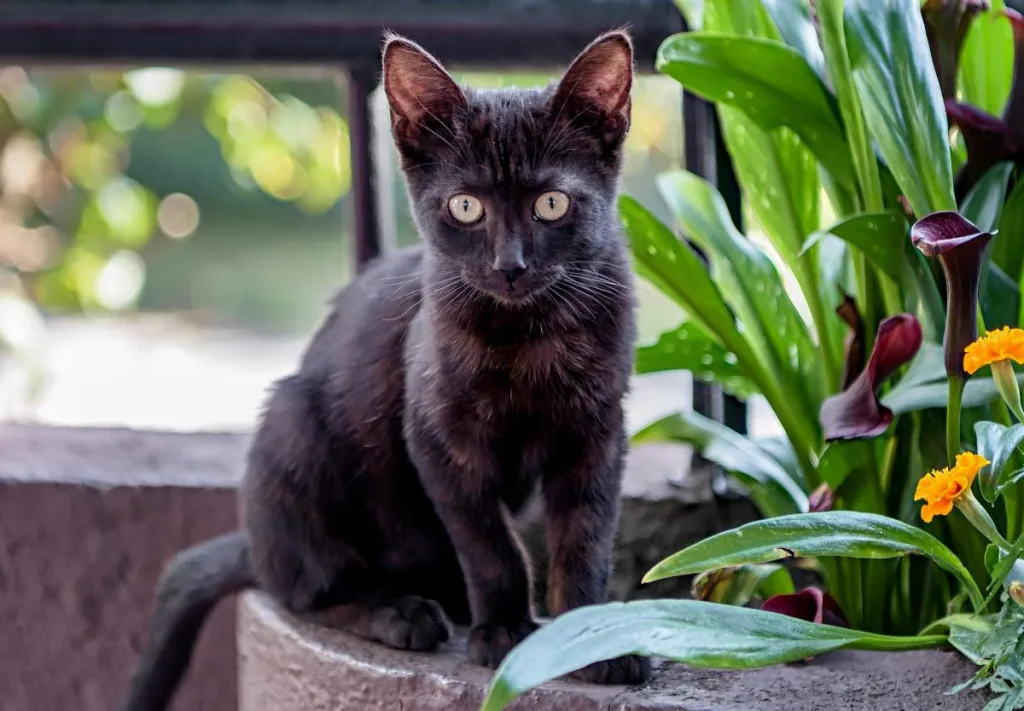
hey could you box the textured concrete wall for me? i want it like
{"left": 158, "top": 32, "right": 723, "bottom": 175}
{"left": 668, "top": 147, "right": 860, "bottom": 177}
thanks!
{"left": 0, "top": 424, "right": 246, "bottom": 711}
{"left": 239, "top": 592, "right": 987, "bottom": 711}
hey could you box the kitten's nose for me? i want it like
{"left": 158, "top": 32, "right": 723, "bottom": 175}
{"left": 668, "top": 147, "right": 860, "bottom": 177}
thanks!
{"left": 497, "top": 265, "right": 526, "bottom": 283}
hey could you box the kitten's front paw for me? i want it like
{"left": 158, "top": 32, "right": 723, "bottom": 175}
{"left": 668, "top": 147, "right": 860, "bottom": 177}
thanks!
{"left": 467, "top": 619, "right": 540, "bottom": 668}
{"left": 371, "top": 595, "right": 452, "bottom": 651}
{"left": 570, "top": 655, "right": 652, "bottom": 685}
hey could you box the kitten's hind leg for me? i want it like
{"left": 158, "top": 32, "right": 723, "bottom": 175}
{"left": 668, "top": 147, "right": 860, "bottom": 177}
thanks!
{"left": 302, "top": 591, "right": 452, "bottom": 651}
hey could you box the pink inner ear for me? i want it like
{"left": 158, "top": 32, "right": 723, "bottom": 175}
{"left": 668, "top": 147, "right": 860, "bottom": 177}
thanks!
{"left": 383, "top": 39, "right": 465, "bottom": 128}
{"left": 555, "top": 34, "right": 633, "bottom": 117}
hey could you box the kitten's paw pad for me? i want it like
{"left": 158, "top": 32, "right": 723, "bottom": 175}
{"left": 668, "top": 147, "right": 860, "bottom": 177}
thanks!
{"left": 467, "top": 620, "right": 540, "bottom": 668}
{"left": 570, "top": 655, "right": 652, "bottom": 685}
{"left": 372, "top": 596, "right": 452, "bottom": 651}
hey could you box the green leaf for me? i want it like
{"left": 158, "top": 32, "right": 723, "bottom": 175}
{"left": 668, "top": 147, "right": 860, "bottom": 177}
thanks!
{"left": 633, "top": 411, "right": 809, "bottom": 515}
{"left": 619, "top": 196, "right": 739, "bottom": 344}
{"left": 655, "top": 170, "right": 818, "bottom": 417}
{"left": 817, "top": 0, "right": 886, "bottom": 212}
{"left": 844, "top": 0, "right": 957, "bottom": 216}
{"left": 817, "top": 440, "right": 874, "bottom": 491}
{"left": 981, "top": 262, "right": 1021, "bottom": 331}
{"left": 481, "top": 599, "right": 948, "bottom": 711}
{"left": 643, "top": 511, "right": 984, "bottom": 609}
{"left": 656, "top": 33, "right": 854, "bottom": 191}
{"left": 883, "top": 372, "right": 1024, "bottom": 414}
{"left": 636, "top": 321, "right": 758, "bottom": 399}
{"left": 803, "top": 211, "right": 908, "bottom": 282}
{"left": 960, "top": 161, "right": 1015, "bottom": 233}
{"left": 762, "top": 0, "right": 825, "bottom": 78}
{"left": 959, "top": 0, "right": 1016, "bottom": 117}
{"left": 696, "top": 563, "right": 796, "bottom": 606}
{"left": 976, "top": 422, "right": 1024, "bottom": 502}
{"left": 994, "top": 177, "right": 1024, "bottom": 284}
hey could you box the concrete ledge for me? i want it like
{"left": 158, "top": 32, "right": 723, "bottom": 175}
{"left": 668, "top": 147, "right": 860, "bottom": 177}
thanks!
{"left": 0, "top": 424, "right": 246, "bottom": 711}
{"left": 239, "top": 592, "right": 986, "bottom": 711}
{"left": 0, "top": 423, "right": 750, "bottom": 711}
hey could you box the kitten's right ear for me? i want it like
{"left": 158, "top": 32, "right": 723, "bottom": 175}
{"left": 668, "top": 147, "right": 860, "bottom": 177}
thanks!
{"left": 382, "top": 34, "right": 466, "bottom": 149}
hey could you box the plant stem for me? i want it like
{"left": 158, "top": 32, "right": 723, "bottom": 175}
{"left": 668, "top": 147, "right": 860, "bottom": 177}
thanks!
{"left": 946, "top": 377, "right": 965, "bottom": 467}
{"left": 795, "top": 254, "right": 840, "bottom": 394}
{"left": 852, "top": 633, "right": 949, "bottom": 652}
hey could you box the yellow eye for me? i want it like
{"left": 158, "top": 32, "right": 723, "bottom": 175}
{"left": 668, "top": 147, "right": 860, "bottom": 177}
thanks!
{"left": 447, "top": 194, "right": 484, "bottom": 224}
{"left": 534, "top": 191, "right": 570, "bottom": 221}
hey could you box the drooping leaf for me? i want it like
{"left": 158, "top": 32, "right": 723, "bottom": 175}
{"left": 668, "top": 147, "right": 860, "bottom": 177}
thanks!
{"left": 619, "top": 196, "right": 741, "bottom": 346}
{"left": 975, "top": 421, "right": 1024, "bottom": 502}
{"left": 643, "top": 511, "right": 984, "bottom": 609}
{"left": 636, "top": 321, "right": 758, "bottom": 399}
{"left": 960, "top": 0, "right": 1016, "bottom": 117}
{"left": 883, "top": 370, "right": 1024, "bottom": 413}
{"left": 480, "top": 599, "right": 947, "bottom": 711}
{"left": 633, "top": 411, "right": 809, "bottom": 515}
{"left": 845, "top": 0, "right": 958, "bottom": 216}
{"left": 656, "top": 170, "right": 818, "bottom": 418}
{"left": 656, "top": 34, "right": 854, "bottom": 191}
{"left": 820, "top": 314, "right": 923, "bottom": 440}
{"left": 802, "top": 211, "right": 908, "bottom": 282}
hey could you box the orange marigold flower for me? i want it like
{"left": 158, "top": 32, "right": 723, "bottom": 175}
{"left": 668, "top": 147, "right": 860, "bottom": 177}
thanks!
{"left": 914, "top": 452, "right": 989, "bottom": 523}
{"left": 963, "top": 326, "right": 1024, "bottom": 375}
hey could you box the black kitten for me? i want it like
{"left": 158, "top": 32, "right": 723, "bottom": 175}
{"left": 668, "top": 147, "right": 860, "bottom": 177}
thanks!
{"left": 117, "top": 29, "right": 650, "bottom": 711}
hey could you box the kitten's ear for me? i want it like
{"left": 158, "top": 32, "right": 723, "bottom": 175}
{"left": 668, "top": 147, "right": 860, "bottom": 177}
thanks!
{"left": 382, "top": 34, "right": 466, "bottom": 149}
{"left": 549, "top": 30, "right": 633, "bottom": 145}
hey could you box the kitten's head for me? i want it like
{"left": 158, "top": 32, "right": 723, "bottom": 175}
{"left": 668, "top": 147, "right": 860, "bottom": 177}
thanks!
{"left": 382, "top": 30, "right": 633, "bottom": 304}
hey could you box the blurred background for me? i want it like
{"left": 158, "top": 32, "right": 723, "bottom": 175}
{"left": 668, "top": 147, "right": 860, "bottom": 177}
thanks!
{"left": 0, "top": 67, "right": 724, "bottom": 433}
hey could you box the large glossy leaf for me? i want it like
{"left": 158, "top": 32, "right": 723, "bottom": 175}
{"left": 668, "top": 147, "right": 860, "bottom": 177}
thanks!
{"left": 845, "top": 0, "right": 957, "bottom": 216}
{"left": 636, "top": 321, "right": 758, "bottom": 399}
{"left": 656, "top": 170, "right": 818, "bottom": 413}
{"left": 995, "top": 177, "right": 1024, "bottom": 284}
{"left": 481, "top": 600, "right": 948, "bottom": 711}
{"left": 883, "top": 371, "right": 1024, "bottom": 413}
{"left": 817, "top": 0, "right": 885, "bottom": 211}
{"left": 960, "top": 161, "right": 1015, "bottom": 232}
{"left": 762, "top": 0, "right": 825, "bottom": 78}
{"left": 619, "top": 196, "right": 739, "bottom": 345}
{"left": 643, "top": 511, "right": 983, "bottom": 609}
{"left": 657, "top": 34, "right": 854, "bottom": 191}
{"left": 959, "top": 0, "right": 1016, "bottom": 117}
{"left": 980, "top": 262, "right": 1020, "bottom": 331}
{"left": 633, "top": 411, "right": 809, "bottom": 515}
{"left": 975, "top": 422, "right": 1024, "bottom": 502}
{"left": 802, "top": 211, "right": 908, "bottom": 282}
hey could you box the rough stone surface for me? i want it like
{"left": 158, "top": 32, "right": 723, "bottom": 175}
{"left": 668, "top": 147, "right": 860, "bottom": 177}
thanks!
{"left": 0, "top": 423, "right": 747, "bottom": 711}
{"left": 239, "top": 592, "right": 988, "bottom": 711}
{"left": 0, "top": 424, "right": 246, "bottom": 711}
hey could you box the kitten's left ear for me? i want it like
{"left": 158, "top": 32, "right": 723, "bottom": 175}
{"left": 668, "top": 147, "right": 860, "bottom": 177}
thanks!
{"left": 549, "top": 30, "right": 633, "bottom": 145}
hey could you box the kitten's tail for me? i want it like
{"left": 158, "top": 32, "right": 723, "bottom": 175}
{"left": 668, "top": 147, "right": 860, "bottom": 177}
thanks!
{"left": 117, "top": 531, "right": 255, "bottom": 711}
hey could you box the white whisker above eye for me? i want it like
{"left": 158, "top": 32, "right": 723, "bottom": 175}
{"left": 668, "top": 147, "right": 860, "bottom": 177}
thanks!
{"left": 534, "top": 191, "right": 570, "bottom": 221}
{"left": 448, "top": 194, "right": 484, "bottom": 224}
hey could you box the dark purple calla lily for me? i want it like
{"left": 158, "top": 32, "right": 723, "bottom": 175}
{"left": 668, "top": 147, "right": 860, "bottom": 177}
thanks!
{"left": 820, "top": 314, "right": 923, "bottom": 440}
{"left": 947, "top": 99, "right": 1020, "bottom": 196}
{"left": 761, "top": 587, "right": 849, "bottom": 628}
{"left": 911, "top": 211, "right": 993, "bottom": 378}
{"left": 947, "top": 9, "right": 1024, "bottom": 197}
{"left": 836, "top": 294, "right": 865, "bottom": 391}
{"left": 808, "top": 483, "right": 836, "bottom": 513}
{"left": 923, "top": 0, "right": 989, "bottom": 99}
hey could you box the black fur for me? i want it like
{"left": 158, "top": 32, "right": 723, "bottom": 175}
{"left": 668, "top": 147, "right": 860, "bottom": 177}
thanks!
{"left": 117, "top": 29, "right": 650, "bottom": 711}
